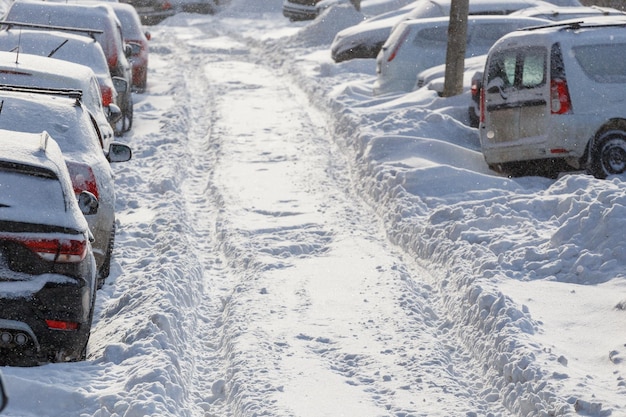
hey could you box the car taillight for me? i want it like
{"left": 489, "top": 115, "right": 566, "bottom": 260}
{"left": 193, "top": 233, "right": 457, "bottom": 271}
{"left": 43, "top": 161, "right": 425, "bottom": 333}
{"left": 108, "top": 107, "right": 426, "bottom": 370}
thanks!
{"left": 107, "top": 54, "right": 118, "bottom": 71}
{"left": 65, "top": 161, "right": 99, "bottom": 200}
{"left": 550, "top": 78, "right": 572, "bottom": 115}
{"left": 162, "top": 0, "right": 172, "bottom": 10}
{"left": 101, "top": 85, "right": 113, "bottom": 107}
{"left": 4, "top": 235, "right": 88, "bottom": 263}
{"left": 386, "top": 27, "right": 410, "bottom": 63}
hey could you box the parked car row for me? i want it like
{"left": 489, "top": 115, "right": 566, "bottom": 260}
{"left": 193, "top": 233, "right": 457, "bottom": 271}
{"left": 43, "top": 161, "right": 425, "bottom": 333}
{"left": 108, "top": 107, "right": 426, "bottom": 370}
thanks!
{"left": 0, "top": 0, "right": 153, "bottom": 366}
{"left": 310, "top": 0, "right": 626, "bottom": 178}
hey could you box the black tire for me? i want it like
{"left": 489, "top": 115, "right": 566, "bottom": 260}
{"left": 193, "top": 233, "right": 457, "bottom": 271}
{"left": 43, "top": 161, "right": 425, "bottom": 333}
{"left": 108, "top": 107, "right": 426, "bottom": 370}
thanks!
{"left": 122, "top": 94, "right": 133, "bottom": 133}
{"left": 590, "top": 130, "right": 626, "bottom": 179}
{"left": 97, "top": 224, "right": 115, "bottom": 289}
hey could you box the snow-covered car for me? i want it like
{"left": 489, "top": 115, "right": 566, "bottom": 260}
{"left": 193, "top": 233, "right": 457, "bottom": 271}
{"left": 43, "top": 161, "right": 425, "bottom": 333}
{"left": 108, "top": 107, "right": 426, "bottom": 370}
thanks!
{"left": 479, "top": 18, "right": 626, "bottom": 178}
{"left": 0, "top": 130, "right": 98, "bottom": 365}
{"left": 123, "top": 0, "right": 174, "bottom": 24}
{"left": 0, "top": 50, "right": 119, "bottom": 151}
{"left": 317, "top": 0, "right": 415, "bottom": 15}
{"left": 0, "top": 26, "right": 121, "bottom": 143}
{"left": 110, "top": 2, "right": 151, "bottom": 92}
{"left": 3, "top": 0, "right": 134, "bottom": 134}
{"left": 0, "top": 85, "right": 132, "bottom": 288}
{"left": 120, "top": 0, "right": 175, "bottom": 25}
{"left": 510, "top": 4, "right": 626, "bottom": 20}
{"left": 331, "top": 0, "right": 562, "bottom": 63}
{"left": 283, "top": 0, "right": 323, "bottom": 21}
{"left": 373, "top": 15, "right": 549, "bottom": 96}
{"left": 415, "top": 54, "right": 487, "bottom": 127}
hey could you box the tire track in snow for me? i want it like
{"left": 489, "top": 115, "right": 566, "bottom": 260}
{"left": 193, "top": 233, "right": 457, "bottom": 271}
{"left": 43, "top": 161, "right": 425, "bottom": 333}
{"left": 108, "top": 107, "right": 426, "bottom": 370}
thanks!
{"left": 178, "top": 20, "right": 511, "bottom": 417}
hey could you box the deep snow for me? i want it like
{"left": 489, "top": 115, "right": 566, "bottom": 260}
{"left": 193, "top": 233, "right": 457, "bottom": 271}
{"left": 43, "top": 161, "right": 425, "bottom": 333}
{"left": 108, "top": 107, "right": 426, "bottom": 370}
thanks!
{"left": 0, "top": 0, "right": 625, "bottom": 416}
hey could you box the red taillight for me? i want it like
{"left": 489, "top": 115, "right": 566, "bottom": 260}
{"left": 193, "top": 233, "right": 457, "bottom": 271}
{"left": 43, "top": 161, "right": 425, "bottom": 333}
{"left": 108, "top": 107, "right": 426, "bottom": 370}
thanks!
{"left": 162, "top": 0, "right": 172, "bottom": 10}
{"left": 65, "top": 161, "right": 99, "bottom": 200}
{"left": 550, "top": 78, "right": 572, "bottom": 115}
{"left": 45, "top": 320, "right": 79, "bottom": 331}
{"left": 386, "top": 27, "right": 410, "bottom": 63}
{"left": 1, "top": 235, "right": 88, "bottom": 263}
{"left": 107, "top": 54, "right": 118, "bottom": 71}
{"left": 101, "top": 85, "right": 113, "bottom": 107}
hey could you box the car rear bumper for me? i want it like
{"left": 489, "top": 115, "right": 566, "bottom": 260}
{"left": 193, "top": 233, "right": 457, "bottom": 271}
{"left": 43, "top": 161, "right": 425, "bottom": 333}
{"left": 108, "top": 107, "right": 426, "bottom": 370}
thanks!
{"left": 0, "top": 278, "right": 93, "bottom": 365}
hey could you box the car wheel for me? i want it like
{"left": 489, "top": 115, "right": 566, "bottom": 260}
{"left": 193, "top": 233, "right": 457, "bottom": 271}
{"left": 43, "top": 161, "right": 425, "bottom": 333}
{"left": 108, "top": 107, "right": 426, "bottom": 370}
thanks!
{"left": 590, "top": 130, "right": 626, "bottom": 179}
{"left": 76, "top": 288, "right": 96, "bottom": 361}
{"left": 97, "top": 224, "right": 115, "bottom": 289}
{"left": 123, "top": 94, "right": 134, "bottom": 132}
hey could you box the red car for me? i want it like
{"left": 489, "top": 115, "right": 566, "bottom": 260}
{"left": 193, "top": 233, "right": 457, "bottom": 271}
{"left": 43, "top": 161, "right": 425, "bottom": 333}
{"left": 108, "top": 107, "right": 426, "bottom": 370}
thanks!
{"left": 110, "top": 2, "right": 150, "bottom": 92}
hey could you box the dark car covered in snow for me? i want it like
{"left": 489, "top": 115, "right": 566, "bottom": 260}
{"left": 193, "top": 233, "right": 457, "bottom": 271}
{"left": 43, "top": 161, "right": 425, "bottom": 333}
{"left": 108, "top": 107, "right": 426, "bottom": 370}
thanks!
{"left": 0, "top": 130, "right": 99, "bottom": 365}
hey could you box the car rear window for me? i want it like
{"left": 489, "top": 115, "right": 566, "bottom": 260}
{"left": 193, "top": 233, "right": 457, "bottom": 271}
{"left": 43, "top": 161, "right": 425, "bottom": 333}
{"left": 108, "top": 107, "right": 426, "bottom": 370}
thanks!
{"left": 572, "top": 44, "right": 626, "bottom": 83}
{"left": 487, "top": 46, "right": 546, "bottom": 89}
{"left": 0, "top": 167, "right": 66, "bottom": 215}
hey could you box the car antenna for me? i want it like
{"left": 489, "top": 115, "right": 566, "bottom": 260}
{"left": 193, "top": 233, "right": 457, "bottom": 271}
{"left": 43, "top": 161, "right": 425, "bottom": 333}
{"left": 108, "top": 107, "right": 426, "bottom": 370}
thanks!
{"left": 14, "top": 28, "right": 23, "bottom": 64}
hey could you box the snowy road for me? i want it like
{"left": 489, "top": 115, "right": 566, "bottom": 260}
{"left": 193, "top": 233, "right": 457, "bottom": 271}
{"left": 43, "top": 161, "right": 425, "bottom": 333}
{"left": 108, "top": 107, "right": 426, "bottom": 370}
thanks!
{"left": 165, "top": 23, "right": 507, "bottom": 416}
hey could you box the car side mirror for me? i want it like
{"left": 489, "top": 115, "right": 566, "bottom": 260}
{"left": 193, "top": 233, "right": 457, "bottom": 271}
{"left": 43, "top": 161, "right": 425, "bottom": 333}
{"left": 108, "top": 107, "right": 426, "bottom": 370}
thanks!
{"left": 112, "top": 76, "right": 129, "bottom": 95}
{"left": 145, "top": 31, "right": 151, "bottom": 41}
{"left": 107, "top": 103, "right": 122, "bottom": 124}
{"left": 124, "top": 44, "right": 133, "bottom": 58}
{"left": 127, "top": 42, "right": 142, "bottom": 57}
{"left": 107, "top": 142, "right": 132, "bottom": 163}
{"left": 78, "top": 191, "right": 99, "bottom": 216}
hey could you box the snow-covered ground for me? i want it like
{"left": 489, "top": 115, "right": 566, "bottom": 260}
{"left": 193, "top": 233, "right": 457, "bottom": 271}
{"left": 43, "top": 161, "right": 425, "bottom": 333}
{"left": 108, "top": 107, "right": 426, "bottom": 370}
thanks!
{"left": 1, "top": 0, "right": 625, "bottom": 416}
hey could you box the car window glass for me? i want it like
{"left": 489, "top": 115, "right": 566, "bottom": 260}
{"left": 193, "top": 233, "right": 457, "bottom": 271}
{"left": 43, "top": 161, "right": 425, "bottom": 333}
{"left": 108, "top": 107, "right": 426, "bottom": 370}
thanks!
{"left": 573, "top": 44, "right": 626, "bottom": 83}
{"left": 415, "top": 26, "right": 448, "bottom": 45}
{"left": 487, "top": 50, "right": 516, "bottom": 88}
{"left": 471, "top": 24, "right": 523, "bottom": 47}
{"left": 0, "top": 170, "right": 66, "bottom": 213}
{"left": 520, "top": 49, "right": 545, "bottom": 88}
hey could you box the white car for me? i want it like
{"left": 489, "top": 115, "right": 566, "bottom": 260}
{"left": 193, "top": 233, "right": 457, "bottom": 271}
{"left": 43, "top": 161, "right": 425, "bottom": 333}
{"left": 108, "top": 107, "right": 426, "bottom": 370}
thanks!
{"left": 415, "top": 54, "right": 487, "bottom": 126}
{"left": 0, "top": 85, "right": 132, "bottom": 287}
{"left": 479, "top": 18, "right": 626, "bottom": 179}
{"left": 373, "top": 15, "right": 549, "bottom": 96}
{"left": 510, "top": 4, "right": 626, "bottom": 20}
{"left": 283, "top": 0, "right": 322, "bottom": 21}
{"left": 0, "top": 50, "right": 119, "bottom": 151}
{"left": 0, "top": 27, "right": 122, "bottom": 141}
{"left": 330, "top": 0, "right": 571, "bottom": 63}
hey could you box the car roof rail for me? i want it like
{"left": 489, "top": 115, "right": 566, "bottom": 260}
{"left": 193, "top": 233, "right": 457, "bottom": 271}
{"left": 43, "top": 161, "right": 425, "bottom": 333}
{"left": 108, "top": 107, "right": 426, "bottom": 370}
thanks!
{"left": 0, "top": 84, "right": 83, "bottom": 103}
{"left": 0, "top": 21, "right": 104, "bottom": 40}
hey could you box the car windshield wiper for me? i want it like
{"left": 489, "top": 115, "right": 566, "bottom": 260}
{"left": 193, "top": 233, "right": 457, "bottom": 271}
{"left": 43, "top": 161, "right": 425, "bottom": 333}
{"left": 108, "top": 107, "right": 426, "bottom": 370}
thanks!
{"left": 48, "top": 40, "right": 69, "bottom": 58}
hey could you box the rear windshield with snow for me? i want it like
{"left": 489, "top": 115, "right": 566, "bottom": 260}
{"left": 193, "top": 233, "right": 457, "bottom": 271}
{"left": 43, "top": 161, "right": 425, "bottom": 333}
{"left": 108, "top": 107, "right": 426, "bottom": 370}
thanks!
{"left": 573, "top": 44, "right": 626, "bottom": 83}
{"left": 0, "top": 166, "right": 66, "bottom": 219}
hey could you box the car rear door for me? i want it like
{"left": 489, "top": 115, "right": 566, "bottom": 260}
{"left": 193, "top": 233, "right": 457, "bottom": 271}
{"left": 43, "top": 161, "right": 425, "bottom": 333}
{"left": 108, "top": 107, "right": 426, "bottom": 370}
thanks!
{"left": 482, "top": 45, "right": 548, "bottom": 145}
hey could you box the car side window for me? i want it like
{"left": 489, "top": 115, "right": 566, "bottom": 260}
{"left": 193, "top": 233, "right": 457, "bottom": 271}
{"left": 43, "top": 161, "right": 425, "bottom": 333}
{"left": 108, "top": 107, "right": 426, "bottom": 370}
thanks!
{"left": 415, "top": 26, "right": 448, "bottom": 46}
{"left": 572, "top": 43, "right": 626, "bottom": 83}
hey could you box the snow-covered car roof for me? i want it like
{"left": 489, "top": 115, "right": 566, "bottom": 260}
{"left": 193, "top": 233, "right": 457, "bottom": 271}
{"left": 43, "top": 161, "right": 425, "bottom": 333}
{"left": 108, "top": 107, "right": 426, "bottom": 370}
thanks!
{"left": 0, "top": 88, "right": 105, "bottom": 158}
{"left": 0, "top": 130, "right": 88, "bottom": 231}
{"left": 0, "top": 28, "right": 111, "bottom": 80}
{"left": 0, "top": 50, "right": 107, "bottom": 131}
